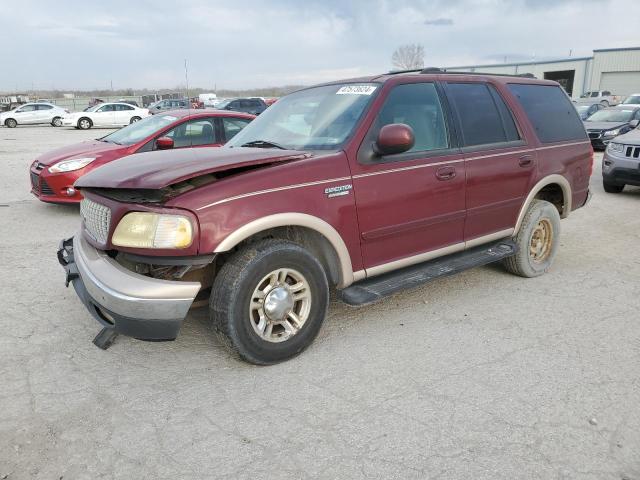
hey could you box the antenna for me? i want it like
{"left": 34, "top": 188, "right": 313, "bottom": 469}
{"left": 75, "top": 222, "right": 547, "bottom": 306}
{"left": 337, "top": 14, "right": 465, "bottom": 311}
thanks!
{"left": 184, "top": 59, "right": 189, "bottom": 100}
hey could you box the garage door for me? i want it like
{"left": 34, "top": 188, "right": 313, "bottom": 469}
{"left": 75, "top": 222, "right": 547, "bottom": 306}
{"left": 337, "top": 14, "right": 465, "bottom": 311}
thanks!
{"left": 599, "top": 71, "right": 640, "bottom": 97}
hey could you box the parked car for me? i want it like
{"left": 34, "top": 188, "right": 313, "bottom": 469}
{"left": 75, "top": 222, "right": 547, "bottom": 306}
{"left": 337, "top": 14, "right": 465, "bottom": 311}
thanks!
{"left": 620, "top": 93, "right": 640, "bottom": 105}
{"left": 31, "top": 110, "right": 254, "bottom": 203}
{"left": 215, "top": 97, "right": 268, "bottom": 115}
{"left": 575, "top": 90, "right": 622, "bottom": 107}
{"left": 602, "top": 127, "right": 640, "bottom": 193}
{"left": 583, "top": 106, "right": 640, "bottom": 149}
{"left": 0, "top": 102, "right": 69, "bottom": 128}
{"left": 60, "top": 102, "right": 150, "bottom": 129}
{"left": 58, "top": 72, "right": 591, "bottom": 364}
{"left": 148, "top": 98, "right": 190, "bottom": 114}
{"left": 575, "top": 102, "right": 604, "bottom": 120}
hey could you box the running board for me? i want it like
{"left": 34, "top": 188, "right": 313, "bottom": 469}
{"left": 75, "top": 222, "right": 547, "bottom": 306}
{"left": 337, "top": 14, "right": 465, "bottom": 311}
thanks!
{"left": 339, "top": 240, "right": 517, "bottom": 306}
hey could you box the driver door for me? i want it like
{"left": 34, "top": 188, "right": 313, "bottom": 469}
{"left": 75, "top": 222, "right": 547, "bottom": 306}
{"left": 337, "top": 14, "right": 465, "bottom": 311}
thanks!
{"left": 93, "top": 104, "right": 115, "bottom": 126}
{"left": 15, "top": 105, "right": 37, "bottom": 124}
{"left": 351, "top": 81, "right": 466, "bottom": 273}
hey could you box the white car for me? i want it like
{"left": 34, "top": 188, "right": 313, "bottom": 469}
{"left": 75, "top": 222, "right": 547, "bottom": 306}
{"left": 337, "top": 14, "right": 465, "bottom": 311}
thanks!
{"left": 61, "top": 102, "right": 150, "bottom": 130}
{"left": 621, "top": 93, "right": 640, "bottom": 106}
{"left": 0, "top": 103, "right": 69, "bottom": 128}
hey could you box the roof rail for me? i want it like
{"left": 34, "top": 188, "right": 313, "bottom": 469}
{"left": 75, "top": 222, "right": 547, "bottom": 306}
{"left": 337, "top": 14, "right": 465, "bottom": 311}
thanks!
{"left": 385, "top": 67, "right": 537, "bottom": 79}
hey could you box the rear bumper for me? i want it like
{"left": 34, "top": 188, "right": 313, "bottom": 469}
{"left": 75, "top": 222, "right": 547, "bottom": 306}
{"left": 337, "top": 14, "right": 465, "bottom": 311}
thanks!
{"left": 58, "top": 235, "right": 201, "bottom": 340}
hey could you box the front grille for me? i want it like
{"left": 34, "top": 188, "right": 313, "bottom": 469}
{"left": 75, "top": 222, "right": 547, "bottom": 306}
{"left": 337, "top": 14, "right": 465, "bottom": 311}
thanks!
{"left": 624, "top": 145, "right": 640, "bottom": 158}
{"left": 30, "top": 171, "right": 39, "bottom": 191}
{"left": 80, "top": 198, "right": 111, "bottom": 244}
{"left": 40, "top": 178, "right": 55, "bottom": 196}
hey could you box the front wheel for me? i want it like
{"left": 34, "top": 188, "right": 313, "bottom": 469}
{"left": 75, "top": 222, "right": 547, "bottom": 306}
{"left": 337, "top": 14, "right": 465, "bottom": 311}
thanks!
{"left": 77, "top": 118, "right": 92, "bottom": 130}
{"left": 603, "top": 181, "right": 624, "bottom": 193}
{"left": 5, "top": 118, "right": 17, "bottom": 128}
{"left": 51, "top": 117, "right": 62, "bottom": 127}
{"left": 210, "top": 239, "right": 329, "bottom": 365}
{"left": 130, "top": 116, "right": 141, "bottom": 124}
{"left": 600, "top": 100, "right": 610, "bottom": 107}
{"left": 503, "top": 199, "right": 561, "bottom": 278}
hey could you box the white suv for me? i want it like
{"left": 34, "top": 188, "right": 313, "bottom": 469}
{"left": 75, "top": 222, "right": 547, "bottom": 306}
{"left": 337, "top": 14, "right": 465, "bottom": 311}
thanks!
{"left": 0, "top": 103, "right": 69, "bottom": 128}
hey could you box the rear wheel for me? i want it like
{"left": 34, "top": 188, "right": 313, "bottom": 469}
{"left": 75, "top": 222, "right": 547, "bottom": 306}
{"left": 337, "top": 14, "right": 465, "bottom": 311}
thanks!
{"left": 210, "top": 239, "right": 329, "bottom": 365}
{"left": 130, "top": 116, "right": 141, "bottom": 124}
{"left": 503, "top": 199, "right": 561, "bottom": 278}
{"left": 5, "top": 118, "right": 17, "bottom": 128}
{"left": 77, "top": 118, "right": 92, "bottom": 130}
{"left": 51, "top": 117, "right": 62, "bottom": 127}
{"left": 603, "top": 180, "right": 624, "bottom": 193}
{"left": 600, "top": 100, "right": 609, "bottom": 107}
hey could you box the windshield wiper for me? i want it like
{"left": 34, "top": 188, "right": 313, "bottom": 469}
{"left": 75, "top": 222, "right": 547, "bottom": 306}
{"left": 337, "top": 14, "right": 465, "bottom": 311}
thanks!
{"left": 240, "top": 140, "right": 286, "bottom": 150}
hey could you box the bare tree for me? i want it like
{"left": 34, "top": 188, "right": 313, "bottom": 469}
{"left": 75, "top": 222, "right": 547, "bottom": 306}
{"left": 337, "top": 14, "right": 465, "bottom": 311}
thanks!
{"left": 391, "top": 44, "right": 425, "bottom": 70}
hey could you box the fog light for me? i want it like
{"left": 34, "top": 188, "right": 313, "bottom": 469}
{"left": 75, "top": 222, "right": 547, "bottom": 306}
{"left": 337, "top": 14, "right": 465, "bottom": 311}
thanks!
{"left": 65, "top": 187, "right": 76, "bottom": 196}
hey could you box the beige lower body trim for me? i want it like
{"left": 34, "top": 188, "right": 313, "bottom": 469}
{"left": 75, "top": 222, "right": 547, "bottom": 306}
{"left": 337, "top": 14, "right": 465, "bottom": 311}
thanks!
{"left": 364, "top": 228, "right": 515, "bottom": 279}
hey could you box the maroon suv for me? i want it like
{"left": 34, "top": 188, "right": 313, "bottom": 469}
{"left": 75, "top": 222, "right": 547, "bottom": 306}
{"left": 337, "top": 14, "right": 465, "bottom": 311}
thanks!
{"left": 58, "top": 70, "right": 592, "bottom": 364}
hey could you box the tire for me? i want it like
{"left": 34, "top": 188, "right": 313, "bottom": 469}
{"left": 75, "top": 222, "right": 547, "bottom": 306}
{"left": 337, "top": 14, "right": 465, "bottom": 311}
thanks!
{"left": 600, "top": 100, "right": 609, "bottom": 107}
{"left": 130, "top": 116, "right": 141, "bottom": 124}
{"left": 5, "top": 118, "right": 17, "bottom": 128}
{"left": 51, "top": 117, "right": 62, "bottom": 127}
{"left": 603, "top": 180, "right": 624, "bottom": 193}
{"left": 210, "top": 239, "right": 329, "bottom": 365}
{"left": 503, "top": 199, "right": 561, "bottom": 278}
{"left": 77, "top": 118, "right": 92, "bottom": 130}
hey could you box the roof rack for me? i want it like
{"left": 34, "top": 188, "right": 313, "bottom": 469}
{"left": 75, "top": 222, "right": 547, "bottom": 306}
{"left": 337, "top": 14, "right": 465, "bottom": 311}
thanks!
{"left": 386, "top": 67, "right": 537, "bottom": 79}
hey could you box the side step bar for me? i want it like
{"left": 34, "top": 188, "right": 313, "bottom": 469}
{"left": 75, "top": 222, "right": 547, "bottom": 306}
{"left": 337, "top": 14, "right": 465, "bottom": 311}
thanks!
{"left": 339, "top": 240, "right": 517, "bottom": 306}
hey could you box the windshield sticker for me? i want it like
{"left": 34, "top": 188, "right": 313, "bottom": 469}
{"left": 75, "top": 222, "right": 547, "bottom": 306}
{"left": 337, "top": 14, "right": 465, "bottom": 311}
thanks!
{"left": 336, "top": 85, "right": 377, "bottom": 95}
{"left": 162, "top": 116, "right": 177, "bottom": 121}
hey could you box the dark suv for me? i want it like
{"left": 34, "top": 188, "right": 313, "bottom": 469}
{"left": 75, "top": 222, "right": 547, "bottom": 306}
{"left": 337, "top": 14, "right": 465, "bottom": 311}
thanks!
{"left": 216, "top": 97, "right": 268, "bottom": 115}
{"left": 59, "top": 70, "right": 592, "bottom": 364}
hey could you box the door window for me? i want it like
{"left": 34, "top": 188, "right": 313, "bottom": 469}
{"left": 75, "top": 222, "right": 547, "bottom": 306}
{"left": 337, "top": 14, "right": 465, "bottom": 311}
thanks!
{"left": 115, "top": 104, "right": 134, "bottom": 111}
{"left": 447, "top": 83, "right": 520, "bottom": 147}
{"left": 16, "top": 105, "right": 36, "bottom": 112}
{"left": 97, "top": 104, "right": 115, "bottom": 112}
{"left": 222, "top": 117, "right": 251, "bottom": 141}
{"left": 163, "top": 118, "right": 218, "bottom": 147}
{"left": 36, "top": 104, "right": 53, "bottom": 110}
{"left": 373, "top": 82, "right": 449, "bottom": 154}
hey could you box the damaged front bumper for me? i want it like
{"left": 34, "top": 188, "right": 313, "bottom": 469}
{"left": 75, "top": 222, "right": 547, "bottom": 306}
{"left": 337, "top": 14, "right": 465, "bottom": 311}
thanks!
{"left": 58, "top": 235, "right": 201, "bottom": 343}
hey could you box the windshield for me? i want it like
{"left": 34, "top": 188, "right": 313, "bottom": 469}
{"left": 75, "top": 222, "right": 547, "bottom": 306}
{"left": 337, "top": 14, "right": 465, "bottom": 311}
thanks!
{"left": 622, "top": 95, "right": 640, "bottom": 105}
{"left": 226, "top": 83, "right": 379, "bottom": 151}
{"left": 580, "top": 92, "right": 592, "bottom": 98}
{"left": 100, "top": 114, "right": 179, "bottom": 145}
{"left": 586, "top": 109, "right": 636, "bottom": 123}
{"left": 84, "top": 104, "right": 102, "bottom": 112}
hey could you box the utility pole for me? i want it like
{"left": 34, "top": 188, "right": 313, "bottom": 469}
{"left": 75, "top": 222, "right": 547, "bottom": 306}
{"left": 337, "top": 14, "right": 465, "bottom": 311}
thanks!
{"left": 184, "top": 59, "right": 189, "bottom": 99}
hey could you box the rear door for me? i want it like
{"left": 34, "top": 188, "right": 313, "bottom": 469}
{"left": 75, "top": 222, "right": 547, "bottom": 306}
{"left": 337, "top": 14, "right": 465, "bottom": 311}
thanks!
{"left": 352, "top": 81, "right": 466, "bottom": 272}
{"left": 34, "top": 104, "right": 54, "bottom": 123}
{"left": 114, "top": 104, "right": 134, "bottom": 125}
{"left": 443, "top": 81, "right": 534, "bottom": 242}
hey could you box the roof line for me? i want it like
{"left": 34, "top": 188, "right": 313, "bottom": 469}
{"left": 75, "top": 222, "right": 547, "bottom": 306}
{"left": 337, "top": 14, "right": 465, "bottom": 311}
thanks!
{"left": 593, "top": 46, "right": 640, "bottom": 53}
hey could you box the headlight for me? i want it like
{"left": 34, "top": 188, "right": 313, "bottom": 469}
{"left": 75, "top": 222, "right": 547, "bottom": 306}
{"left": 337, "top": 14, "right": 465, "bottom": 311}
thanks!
{"left": 605, "top": 128, "right": 621, "bottom": 137}
{"left": 112, "top": 212, "right": 193, "bottom": 249}
{"left": 48, "top": 157, "right": 95, "bottom": 173}
{"left": 608, "top": 142, "right": 624, "bottom": 153}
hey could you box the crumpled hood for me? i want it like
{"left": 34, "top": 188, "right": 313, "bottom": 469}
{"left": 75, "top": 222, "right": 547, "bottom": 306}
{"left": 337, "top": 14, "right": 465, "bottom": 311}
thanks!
{"left": 75, "top": 146, "right": 311, "bottom": 190}
{"left": 34, "top": 140, "right": 123, "bottom": 166}
{"left": 583, "top": 121, "right": 630, "bottom": 131}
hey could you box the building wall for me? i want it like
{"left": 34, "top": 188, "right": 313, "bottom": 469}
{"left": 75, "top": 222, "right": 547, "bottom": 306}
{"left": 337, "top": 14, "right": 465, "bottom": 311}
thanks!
{"left": 590, "top": 48, "right": 640, "bottom": 95}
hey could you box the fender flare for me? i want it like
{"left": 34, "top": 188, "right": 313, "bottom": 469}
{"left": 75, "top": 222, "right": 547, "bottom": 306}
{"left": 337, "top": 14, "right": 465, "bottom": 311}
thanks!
{"left": 514, "top": 174, "right": 572, "bottom": 234}
{"left": 214, "top": 213, "right": 355, "bottom": 288}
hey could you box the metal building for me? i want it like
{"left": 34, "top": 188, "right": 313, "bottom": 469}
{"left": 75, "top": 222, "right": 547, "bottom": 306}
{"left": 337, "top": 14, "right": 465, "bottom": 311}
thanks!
{"left": 445, "top": 47, "right": 640, "bottom": 98}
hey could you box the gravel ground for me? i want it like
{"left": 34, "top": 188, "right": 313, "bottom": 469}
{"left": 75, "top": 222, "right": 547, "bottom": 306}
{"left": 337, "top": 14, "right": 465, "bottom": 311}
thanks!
{"left": 1, "top": 126, "right": 639, "bottom": 480}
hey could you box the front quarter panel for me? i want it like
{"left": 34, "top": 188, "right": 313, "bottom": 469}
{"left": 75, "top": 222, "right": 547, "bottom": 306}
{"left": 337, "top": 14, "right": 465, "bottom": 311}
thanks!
{"left": 171, "top": 151, "right": 363, "bottom": 273}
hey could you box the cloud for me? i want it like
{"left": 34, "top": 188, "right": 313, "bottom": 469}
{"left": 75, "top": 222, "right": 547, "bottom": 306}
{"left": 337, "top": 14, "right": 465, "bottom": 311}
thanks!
{"left": 424, "top": 18, "right": 454, "bottom": 26}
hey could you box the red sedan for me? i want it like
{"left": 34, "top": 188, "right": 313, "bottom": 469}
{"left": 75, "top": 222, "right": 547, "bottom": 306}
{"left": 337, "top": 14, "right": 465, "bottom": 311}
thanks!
{"left": 30, "top": 109, "right": 254, "bottom": 204}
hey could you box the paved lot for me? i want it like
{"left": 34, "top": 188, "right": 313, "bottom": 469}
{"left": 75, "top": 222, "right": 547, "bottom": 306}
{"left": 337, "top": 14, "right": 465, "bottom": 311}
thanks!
{"left": 1, "top": 126, "right": 639, "bottom": 480}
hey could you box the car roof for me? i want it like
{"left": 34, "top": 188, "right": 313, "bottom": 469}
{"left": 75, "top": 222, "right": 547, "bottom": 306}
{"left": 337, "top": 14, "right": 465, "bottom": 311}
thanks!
{"left": 612, "top": 105, "right": 640, "bottom": 110}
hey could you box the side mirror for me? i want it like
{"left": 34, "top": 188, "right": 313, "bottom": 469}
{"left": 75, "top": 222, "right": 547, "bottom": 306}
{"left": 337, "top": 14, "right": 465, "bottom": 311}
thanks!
{"left": 155, "top": 136, "right": 174, "bottom": 150}
{"left": 374, "top": 123, "right": 415, "bottom": 156}
{"left": 629, "top": 119, "right": 640, "bottom": 129}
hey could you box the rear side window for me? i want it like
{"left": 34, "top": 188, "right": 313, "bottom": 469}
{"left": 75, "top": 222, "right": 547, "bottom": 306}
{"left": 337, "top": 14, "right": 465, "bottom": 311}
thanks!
{"left": 36, "top": 104, "right": 53, "bottom": 110}
{"left": 508, "top": 84, "right": 586, "bottom": 143}
{"left": 447, "top": 83, "right": 520, "bottom": 147}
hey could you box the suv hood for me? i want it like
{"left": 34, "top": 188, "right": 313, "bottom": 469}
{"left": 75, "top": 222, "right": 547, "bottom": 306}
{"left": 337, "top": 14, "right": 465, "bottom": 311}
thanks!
{"left": 583, "top": 121, "right": 629, "bottom": 131}
{"left": 611, "top": 128, "right": 640, "bottom": 145}
{"left": 75, "top": 147, "right": 311, "bottom": 190}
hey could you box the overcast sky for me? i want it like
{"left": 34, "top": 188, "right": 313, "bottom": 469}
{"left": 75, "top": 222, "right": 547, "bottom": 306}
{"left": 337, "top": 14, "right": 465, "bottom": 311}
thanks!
{"left": 1, "top": 0, "right": 639, "bottom": 92}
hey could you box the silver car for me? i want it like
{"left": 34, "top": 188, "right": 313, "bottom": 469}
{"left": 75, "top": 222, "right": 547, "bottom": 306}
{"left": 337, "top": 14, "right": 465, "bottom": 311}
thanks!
{"left": 602, "top": 127, "right": 640, "bottom": 193}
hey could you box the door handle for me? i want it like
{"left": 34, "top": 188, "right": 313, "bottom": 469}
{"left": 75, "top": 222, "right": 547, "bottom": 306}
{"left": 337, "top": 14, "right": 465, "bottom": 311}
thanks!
{"left": 435, "top": 166, "right": 456, "bottom": 181}
{"left": 518, "top": 154, "right": 533, "bottom": 167}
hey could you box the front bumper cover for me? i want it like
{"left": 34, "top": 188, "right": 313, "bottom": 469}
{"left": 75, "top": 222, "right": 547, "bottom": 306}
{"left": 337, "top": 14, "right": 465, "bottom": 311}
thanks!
{"left": 58, "top": 235, "right": 201, "bottom": 340}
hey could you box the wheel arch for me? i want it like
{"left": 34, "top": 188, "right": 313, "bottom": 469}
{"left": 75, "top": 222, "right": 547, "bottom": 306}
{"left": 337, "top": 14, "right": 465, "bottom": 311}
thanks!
{"left": 78, "top": 117, "right": 93, "bottom": 128}
{"left": 213, "top": 213, "right": 356, "bottom": 288}
{"left": 515, "top": 175, "right": 572, "bottom": 234}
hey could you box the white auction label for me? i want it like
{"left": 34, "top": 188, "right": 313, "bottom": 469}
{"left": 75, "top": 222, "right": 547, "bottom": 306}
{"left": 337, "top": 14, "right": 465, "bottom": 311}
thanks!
{"left": 336, "top": 85, "right": 377, "bottom": 95}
